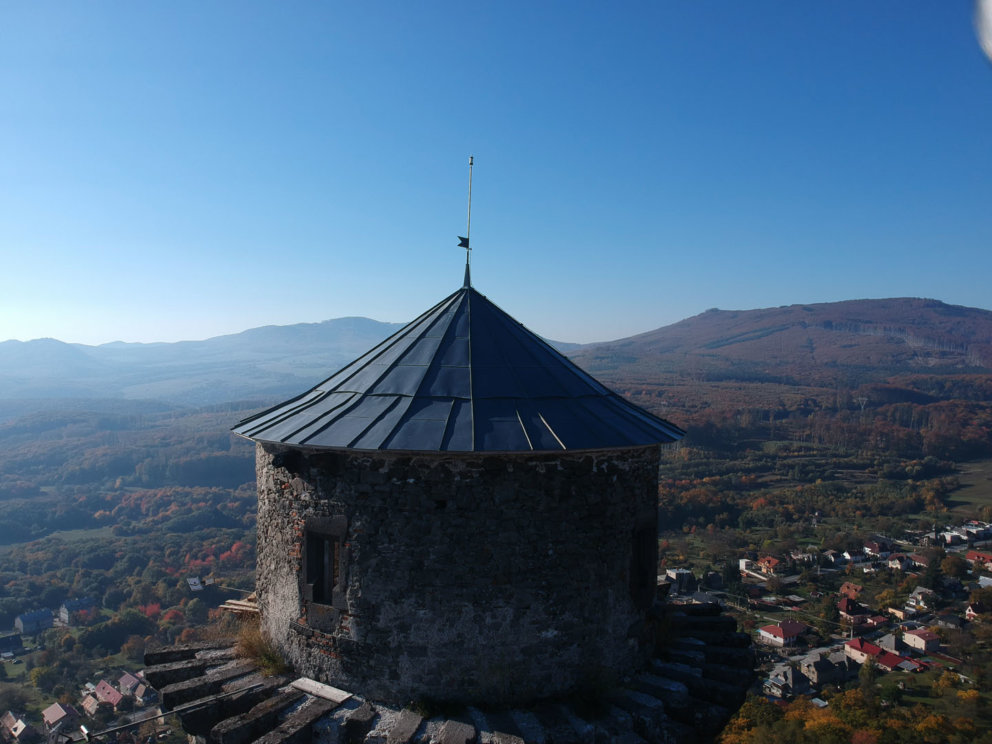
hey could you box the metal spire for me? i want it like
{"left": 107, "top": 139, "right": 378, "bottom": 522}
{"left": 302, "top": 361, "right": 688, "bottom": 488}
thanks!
{"left": 461, "top": 155, "right": 473, "bottom": 288}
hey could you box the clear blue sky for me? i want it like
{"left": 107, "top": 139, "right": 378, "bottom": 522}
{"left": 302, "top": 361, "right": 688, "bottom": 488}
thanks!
{"left": 2, "top": 2, "right": 991, "bottom": 346}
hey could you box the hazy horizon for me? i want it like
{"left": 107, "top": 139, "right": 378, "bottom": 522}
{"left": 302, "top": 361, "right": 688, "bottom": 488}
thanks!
{"left": 5, "top": 293, "right": 992, "bottom": 349}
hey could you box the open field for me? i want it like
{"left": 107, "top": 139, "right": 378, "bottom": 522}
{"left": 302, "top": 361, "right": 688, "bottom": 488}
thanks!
{"left": 897, "top": 668, "right": 992, "bottom": 731}
{"left": 44, "top": 526, "right": 116, "bottom": 543}
{"left": 947, "top": 458, "right": 992, "bottom": 517}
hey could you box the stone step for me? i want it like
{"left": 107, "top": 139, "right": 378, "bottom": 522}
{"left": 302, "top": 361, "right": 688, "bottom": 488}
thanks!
{"left": 177, "top": 676, "right": 286, "bottom": 736}
{"left": 670, "top": 602, "right": 723, "bottom": 618}
{"left": 631, "top": 672, "right": 688, "bottom": 700}
{"left": 144, "top": 658, "right": 213, "bottom": 689}
{"left": 552, "top": 703, "right": 595, "bottom": 744}
{"left": 648, "top": 660, "right": 701, "bottom": 683}
{"left": 531, "top": 704, "right": 580, "bottom": 744}
{"left": 338, "top": 701, "right": 377, "bottom": 744}
{"left": 508, "top": 710, "right": 546, "bottom": 744}
{"left": 384, "top": 709, "right": 423, "bottom": 744}
{"left": 435, "top": 719, "right": 476, "bottom": 744}
{"left": 668, "top": 613, "right": 739, "bottom": 633}
{"left": 677, "top": 630, "right": 751, "bottom": 648}
{"left": 697, "top": 644, "right": 754, "bottom": 669}
{"left": 251, "top": 697, "right": 339, "bottom": 744}
{"left": 605, "top": 689, "right": 666, "bottom": 742}
{"left": 632, "top": 673, "right": 727, "bottom": 738}
{"left": 701, "top": 662, "right": 756, "bottom": 689}
{"left": 647, "top": 661, "right": 744, "bottom": 707}
{"left": 634, "top": 680, "right": 706, "bottom": 742}
{"left": 196, "top": 646, "right": 241, "bottom": 663}
{"left": 144, "top": 641, "right": 235, "bottom": 666}
{"left": 663, "top": 646, "right": 706, "bottom": 667}
{"left": 139, "top": 596, "right": 756, "bottom": 744}
{"left": 466, "top": 708, "right": 524, "bottom": 744}
{"left": 210, "top": 689, "right": 306, "bottom": 744}
{"left": 161, "top": 660, "right": 259, "bottom": 708}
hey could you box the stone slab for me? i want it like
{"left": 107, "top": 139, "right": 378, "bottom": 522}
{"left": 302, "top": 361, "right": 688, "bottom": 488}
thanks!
{"left": 341, "top": 701, "right": 377, "bottom": 744}
{"left": 482, "top": 710, "right": 523, "bottom": 744}
{"left": 144, "top": 642, "right": 233, "bottom": 666}
{"left": 290, "top": 677, "right": 352, "bottom": 704}
{"left": 210, "top": 689, "right": 305, "bottom": 744}
{"left": 144, "top": 659, "right": 211, "bottom": 690}
{"left": 161, "top": 661, "right": 258, "bottom": 708}
{"left": 177, "top": 677, "right": 284, "bottom": 736}
{"left": 435, "top": 720, "right": 476, "bottom": 744}
{"left": 384, "top": 709, "right": 422, "bottom": 744}
{"left": 252, "top": 698, "right": 339, "bottom": 744}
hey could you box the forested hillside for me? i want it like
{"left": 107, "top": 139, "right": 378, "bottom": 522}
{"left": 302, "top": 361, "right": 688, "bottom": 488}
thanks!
{"left": 573, "top": 299, "right": 992, "bottom": 465}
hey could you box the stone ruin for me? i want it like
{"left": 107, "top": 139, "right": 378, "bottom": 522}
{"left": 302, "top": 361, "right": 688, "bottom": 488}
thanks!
{"left": 141, "top": 278, "right": 754, "bottom": 743}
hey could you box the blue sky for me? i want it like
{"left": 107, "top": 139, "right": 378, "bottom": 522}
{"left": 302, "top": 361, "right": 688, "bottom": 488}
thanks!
{"left": 2, "top": 2, "right": 991, "bottom": 346}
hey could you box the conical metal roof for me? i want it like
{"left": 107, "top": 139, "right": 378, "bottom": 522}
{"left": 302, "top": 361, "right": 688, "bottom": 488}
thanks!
{"left": 232, "top": 285, "right": 684, "bottom": 452}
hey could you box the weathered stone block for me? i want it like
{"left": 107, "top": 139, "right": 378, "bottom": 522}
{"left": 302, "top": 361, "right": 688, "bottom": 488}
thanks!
{"left": 210, "top": 689, "right": 305, "bottom": 744}
{"left": 385, "top": 710, "right": 423, "bottom": 744}
{"left": 435, "top": 720, "right": 476, "bottom": 744}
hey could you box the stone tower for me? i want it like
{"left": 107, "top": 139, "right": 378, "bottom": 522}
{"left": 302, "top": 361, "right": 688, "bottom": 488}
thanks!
{"left": 232, "top": 276, "right": 683, "bottom": 706}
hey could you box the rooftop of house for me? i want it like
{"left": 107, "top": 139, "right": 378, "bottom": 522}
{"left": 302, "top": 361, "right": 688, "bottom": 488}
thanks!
{"left": 759, "top": 619, "right": 809, "bottom": 638}
{"left": 905, "top": 628, "right": 940, "bottom": 641}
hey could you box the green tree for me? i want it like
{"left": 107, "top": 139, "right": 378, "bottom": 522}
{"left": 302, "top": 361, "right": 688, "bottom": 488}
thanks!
{"left": 0, "top": 684, "right": 29, "bottom": 713}
{"left": 858, "top": 660, "right": 877, "bottom": 699}
{"left": 185, "top": 598, "right": 208, "bottom": 625}
{"left": 121, "top": 635, "right": 145, "bottom": 663}
{"left": 29, "top": 665, "right": 59, "bottom": 693}
{"left": 940, "top": 554, "right": 968, "bottom": 579}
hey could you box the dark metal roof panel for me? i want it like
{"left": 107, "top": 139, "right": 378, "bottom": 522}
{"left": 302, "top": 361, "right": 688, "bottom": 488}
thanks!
{"left": 232, "top": 285, "right": 684, "bottom": 452}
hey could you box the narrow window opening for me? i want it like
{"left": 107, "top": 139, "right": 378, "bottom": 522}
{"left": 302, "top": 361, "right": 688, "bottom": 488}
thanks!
{"left": 306, "top": 533, "right": 339, "bottom": 605}
{"left": 630, "top": 525, "right": 657, "bottom": 609}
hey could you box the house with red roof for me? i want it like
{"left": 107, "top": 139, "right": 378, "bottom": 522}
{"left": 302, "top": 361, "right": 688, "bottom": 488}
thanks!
{"left": 864, "top": 615, "right": 889, "bottom": 630}
{"left": 80, "top": 695, "right": 100, "bottom": 718}
{"left": 757, "top": 620, "right": 810, "bottom": 648}
{"left": 875, "top": 651, "right": 924, "bottom": 673}
{"left": 41, "top": 703, "right": 78, "bottom": 731}
{"left": 118, "top": 672, "right": 141, "bottom": 696}
{"left": 903, "top": 628, "right": 940, "bottom": 652}
{"left": 838, "top": 597, "right": 869, "bottom": 625}
{"left": 839, "top": 582, "right": 863, "bottom": 600}
{"left": 844, "top": 637, "right": 882, "bottom": 665}
{"left": 94, "top": 680, "right": 123, "bottom": 709}
{"left": 844, "top": 638, "right": 924, "bottom": 673}
{"left": 966, "top": 550, "right": 992, "bottom": 570}
{"left": 863, "top": 538, "right": 892, "bottom": 558}
{"left": 874, "top": 651, "right": 905, "bottom": 672}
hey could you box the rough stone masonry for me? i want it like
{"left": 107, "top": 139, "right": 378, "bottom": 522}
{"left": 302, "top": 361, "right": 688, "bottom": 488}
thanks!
{"left": 255, "top": 441, "right": 661, "bottom": 707}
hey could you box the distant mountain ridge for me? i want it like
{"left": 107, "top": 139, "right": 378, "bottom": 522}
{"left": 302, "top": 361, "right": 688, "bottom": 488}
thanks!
{"left": 1, "top": 298, "right": 989, "bottom": 410}
{"left": 0, "top": 317, "right": 405, "bottom": 406}
{"left": 572, "top": 298, "right": 992, "bottom": 388}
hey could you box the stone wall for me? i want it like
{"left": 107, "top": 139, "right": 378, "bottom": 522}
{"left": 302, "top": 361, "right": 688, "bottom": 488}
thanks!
{"left": 255, "top": 442, "right": 660, "bottom": 706}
